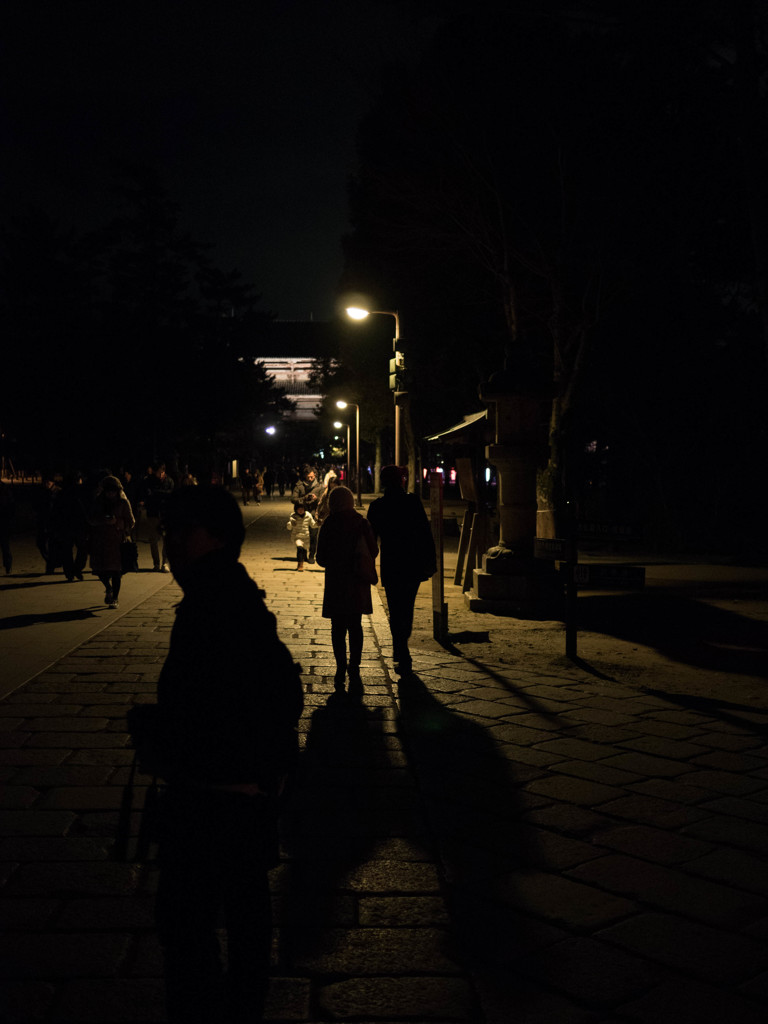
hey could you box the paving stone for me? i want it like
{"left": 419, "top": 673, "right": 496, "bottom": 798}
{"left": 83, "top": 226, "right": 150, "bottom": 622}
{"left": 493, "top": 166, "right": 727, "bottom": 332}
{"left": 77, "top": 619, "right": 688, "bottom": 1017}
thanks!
{"left": 671, "top": 765, "right": 765, "bottom": 794}
{"left": 340, "top": 859, "right": 442, "bottom": 893}
{"left": 523, "top": 803, "right": 617, "bottom": 838}
{"left": 513, "top": 935, "right": 663, "bottom": 1007}
{"left": 566, "top": 853, "right": 767, "bottom": 928}
{"left": 619, "top": 977, "right": 767, "bottom": 1024}
{"left": 294, "top": 926, "right": 459, "bottom": 974}
{"left": 10, "top": 765, "right": 113, "bottom": 786}
{"left": 34, "top": 786, "right": 128, "bottom": 810}
{"left": 358, "top": 896, "right": 451, "bottom": 926}
{"left": 25, "top": 732, "right": 130, "bottom": 748}
{"left": 685, "top": 847, "right": 768, "bottom": 896}
{"left": 495, "top": 869, "right": 637, "bottom": 929}
{"left": 0, "top": 784, "right": 39, "bottom": 808}
{"left": 682, "top": 814, "right": 768, "bottom": 854}
{"left": 45, "top": 977, "right": 166, "bottom": 1022}
{"left": 55, "top": 894, "right": 155, "bottom": 929}
{"left": 0, "top": 897, "right": 61, "bottom": 929}
{"left": 554, "top": 758, "right": 643, "bottom": 787}
{"left": 601, "top": 751, "right": 693, "bottom": 778}
{"left": 594, "top": 824, "right": 713, "bottom": 865}
{"left": 619, "top": 735, "right": 711, "bottom": 760}
{"left": 0, "top": 932, "right": 131, "bottom": 979}
{"left": 598, "top": 793, "right": 709, "bottom": 829}
{"left": 627, "top": 776, "right": 712, "bottom": 805}
{"left": 3, "top": 860, "right": 142, "bottom": 897}
{"left": 470, "top": 971, "right": 595, "bottom": 1024}
{"left": 0, "top": 836, "right": 110, "bottom": 861}
{"left": 0, "top": 810, "right": 76, "bottom": 836}
{"left": 695, "top": 731, "right": 764, "bottom": 752}
{"left": 317, "top": 975, "right": 477, "bottom": 1020}
{"left": 601, "top": 911, "right": 766, "bottom": 983}
{"left": 697, "top": 795, "right": 768, "bottom": 825}
{"left": 523, "top": 774, "right": 624, "bottom": 806}
{"left": 0, "top": 704, "right": 84, "bottom": 717}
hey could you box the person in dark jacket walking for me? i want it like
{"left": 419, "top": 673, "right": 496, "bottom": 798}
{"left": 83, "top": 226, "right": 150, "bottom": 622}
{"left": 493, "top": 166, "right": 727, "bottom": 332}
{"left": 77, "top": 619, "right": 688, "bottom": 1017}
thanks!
{"left": 87, "top": 475, "right": 135, "bottom": 608}
{"left": 53, "top": 472, "right": 89, "bottom": 581}
{"left": 316, "top": 485, "right": 378, "bottom": 691}
{"left": 140, "top": 463, "right": 174, "bottom": 571}
{"left": 367, "top": 466, "right": 436, "bottom": 675}
{"left": 130, "top": 486, "right": 303, "bottom": 1024}
{"left": 0, "top": 480, "right": 15, "bottom": 575}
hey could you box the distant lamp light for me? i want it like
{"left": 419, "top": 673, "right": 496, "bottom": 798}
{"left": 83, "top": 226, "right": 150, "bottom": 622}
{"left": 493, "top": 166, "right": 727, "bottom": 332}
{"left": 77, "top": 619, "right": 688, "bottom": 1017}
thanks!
{"left": 336, "top": 400, "right": 348, "bottom": 410}
{"left": 345, "top": 306, "right": 370, "bottom": 321}
{"left": 265, "top": 426, "right": 276, "bottom": 435}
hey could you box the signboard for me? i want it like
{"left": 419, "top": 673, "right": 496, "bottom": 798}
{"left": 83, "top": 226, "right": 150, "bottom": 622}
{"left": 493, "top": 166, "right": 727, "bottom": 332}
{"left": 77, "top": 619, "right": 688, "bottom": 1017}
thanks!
{"left": 572, "top": 564, "right": 645, "bottom": 589}
{"left": 534, "top": 538, "right": 571, "bottom": 560}
{"left": 577, "top": 521, "right": 643, "bottom": 541}
{"left": 456, "top": 457, "right": 478, "bottom": 502}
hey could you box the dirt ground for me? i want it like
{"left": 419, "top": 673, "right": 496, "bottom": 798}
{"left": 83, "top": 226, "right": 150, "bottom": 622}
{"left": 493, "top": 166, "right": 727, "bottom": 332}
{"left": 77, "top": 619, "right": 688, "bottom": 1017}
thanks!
{"left": 406, "top": 536, "right": 768, "bottom": 713}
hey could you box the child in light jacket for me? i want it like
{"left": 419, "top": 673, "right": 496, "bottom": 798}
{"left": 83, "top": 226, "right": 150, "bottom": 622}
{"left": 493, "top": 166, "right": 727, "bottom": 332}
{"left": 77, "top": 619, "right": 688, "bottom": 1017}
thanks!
{"left": 286, "top": 502, "right": 315, "bottom": 570}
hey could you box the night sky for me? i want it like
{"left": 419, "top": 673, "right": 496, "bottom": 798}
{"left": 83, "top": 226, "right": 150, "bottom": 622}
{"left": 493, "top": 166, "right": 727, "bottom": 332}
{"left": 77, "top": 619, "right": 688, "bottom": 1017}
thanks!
{"left": 1, "top": 0, "right": 428, "bottom": 321}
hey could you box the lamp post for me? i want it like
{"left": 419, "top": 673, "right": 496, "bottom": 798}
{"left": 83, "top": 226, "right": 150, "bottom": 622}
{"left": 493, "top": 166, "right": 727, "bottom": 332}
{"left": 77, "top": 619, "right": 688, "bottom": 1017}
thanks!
{"left": 346, "top": 306, "right": 402, "bottom": 467}
{"left": 336, "top": 399, "right": 361, "bottom": 507}
{"left": 333, "top": 419, "right": 351, "bottom": 487}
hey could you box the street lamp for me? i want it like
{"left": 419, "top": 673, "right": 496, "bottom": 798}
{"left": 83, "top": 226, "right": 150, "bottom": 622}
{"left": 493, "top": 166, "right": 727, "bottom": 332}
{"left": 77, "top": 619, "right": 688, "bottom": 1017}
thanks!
{"left": 336, "top": 399, "right": 361, "bottom": 507}
{"left": 333, "top": 420, "right": 351, "bottom": 487}
{"left": 345, "top": 306, "right": 402, "bottom": 467}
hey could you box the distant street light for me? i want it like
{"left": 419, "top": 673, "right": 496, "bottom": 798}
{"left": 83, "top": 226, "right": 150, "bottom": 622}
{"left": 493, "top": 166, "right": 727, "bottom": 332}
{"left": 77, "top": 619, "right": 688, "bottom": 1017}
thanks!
{"left": 336, "top": 399, "right": 361, "bottom": 507}
{"left": 333, "top": 419, "right": 351, "bottom": 486}
{"left": 345, "top": 306, "right": 402, "bottom": 466}
{"left": 264, "top": 426, "right": 277, "bottom": 436}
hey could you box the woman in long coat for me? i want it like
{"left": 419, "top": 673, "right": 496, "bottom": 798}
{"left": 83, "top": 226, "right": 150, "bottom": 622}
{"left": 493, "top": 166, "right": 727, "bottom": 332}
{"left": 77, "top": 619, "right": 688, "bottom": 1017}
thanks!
{"left": 316, "top": 485, "right": 378, "bottom": 691}
{"left": 88, "top": 475, "right": 135, "bottom": 608}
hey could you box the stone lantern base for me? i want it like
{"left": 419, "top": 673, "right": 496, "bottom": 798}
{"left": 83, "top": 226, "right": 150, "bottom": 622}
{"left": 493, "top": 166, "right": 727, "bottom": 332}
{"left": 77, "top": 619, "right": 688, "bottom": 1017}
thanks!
{"left": 464, "top": 548, "right": 563, "bottom": 616}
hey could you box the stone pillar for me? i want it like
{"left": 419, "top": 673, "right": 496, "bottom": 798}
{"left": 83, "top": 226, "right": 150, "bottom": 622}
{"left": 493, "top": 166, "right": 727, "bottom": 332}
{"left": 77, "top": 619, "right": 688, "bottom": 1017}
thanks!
{"left": 464, "top": 378, "right": 559, "bottom": 615}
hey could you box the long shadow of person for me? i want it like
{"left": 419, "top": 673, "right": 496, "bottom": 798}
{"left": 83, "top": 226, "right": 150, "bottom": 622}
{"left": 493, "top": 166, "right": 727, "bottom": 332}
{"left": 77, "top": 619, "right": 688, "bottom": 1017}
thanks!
{"left": 577, "top": 591, "right": 768, "bottom": 678}
{"left": 277, "top": 688, "right": 434, "bottom": 974}
{"left": 393, "top": 670, "right": 552, "bottom": 976}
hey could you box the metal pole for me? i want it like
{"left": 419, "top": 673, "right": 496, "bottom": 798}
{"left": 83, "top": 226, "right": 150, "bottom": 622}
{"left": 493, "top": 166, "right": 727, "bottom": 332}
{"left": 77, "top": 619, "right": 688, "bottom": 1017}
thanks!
{"left": 356, "top": 404, "right": 362, "bottom": 508}
{"left": 393, "top": 312, "right": 401, "bottom": 467}
{"left": 346, "top": 424, "right": 350, "bottom": 489}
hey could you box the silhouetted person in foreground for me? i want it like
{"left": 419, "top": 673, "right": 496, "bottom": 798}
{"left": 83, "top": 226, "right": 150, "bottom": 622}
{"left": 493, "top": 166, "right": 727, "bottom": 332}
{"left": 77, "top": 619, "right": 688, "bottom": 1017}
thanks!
{"left": 316, "top": 485, "right": 378, "bottom": 692}
{"left": 367, "top": 466, "right": 436, "bottom": 674}
{"left": 129, "top": 486, "right": 303, "bottom": 1024}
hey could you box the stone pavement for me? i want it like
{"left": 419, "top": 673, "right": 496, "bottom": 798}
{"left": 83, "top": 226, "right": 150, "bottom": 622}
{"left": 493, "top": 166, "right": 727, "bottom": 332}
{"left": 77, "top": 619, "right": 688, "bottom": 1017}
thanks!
{"left": 1, "top": 497, "right": 768, "bottom": 1023}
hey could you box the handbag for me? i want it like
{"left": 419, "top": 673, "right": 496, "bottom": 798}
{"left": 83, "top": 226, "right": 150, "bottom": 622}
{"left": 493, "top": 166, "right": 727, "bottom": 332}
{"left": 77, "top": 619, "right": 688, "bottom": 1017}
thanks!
{"left": 353, "top": 533, "right": 378, "bottom": 585}
{"left": 120, "top": 536, "right": 138, "bottom": 573}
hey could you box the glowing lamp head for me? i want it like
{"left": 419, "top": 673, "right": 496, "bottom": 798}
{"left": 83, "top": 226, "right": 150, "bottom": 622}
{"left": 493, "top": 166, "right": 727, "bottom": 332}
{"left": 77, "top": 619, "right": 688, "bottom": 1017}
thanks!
{"left": 345, "top": 306, "right": 370, "bottom": 321}
{"left": 265, "top": 426, "right": 276, "bottom": 436}
{"left": 336, "top": 400, "right": 348, "bottom": 410}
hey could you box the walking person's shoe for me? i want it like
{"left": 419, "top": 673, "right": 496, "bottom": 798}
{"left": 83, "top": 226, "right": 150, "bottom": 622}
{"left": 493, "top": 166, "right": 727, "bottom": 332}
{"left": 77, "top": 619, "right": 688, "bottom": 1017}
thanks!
{"left": 104, "top": 588, "right": 113, "bottom": 606}
{"left": 297, "top": 562, "right": 304, "bottom": 571}
{"left": 348, "top": 667, "right": 363, "bottom": 697}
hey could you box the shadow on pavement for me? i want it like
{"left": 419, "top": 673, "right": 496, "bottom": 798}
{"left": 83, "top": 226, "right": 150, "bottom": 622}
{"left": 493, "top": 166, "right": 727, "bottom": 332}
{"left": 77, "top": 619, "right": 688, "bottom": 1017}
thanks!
{"left": 0, "top": 608, "right": 99, "bottom": 630}
{"left": 395, "top": 671, "right": 547, "bottom": 971}
{"left": 641, "top": 687, "right": 768, "bottom": 734}
{"left": 278, "top": 688, "right": 433, "bottom": 970}
{"left": 577, "top": 592, "right": 768, "bottom": 677}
